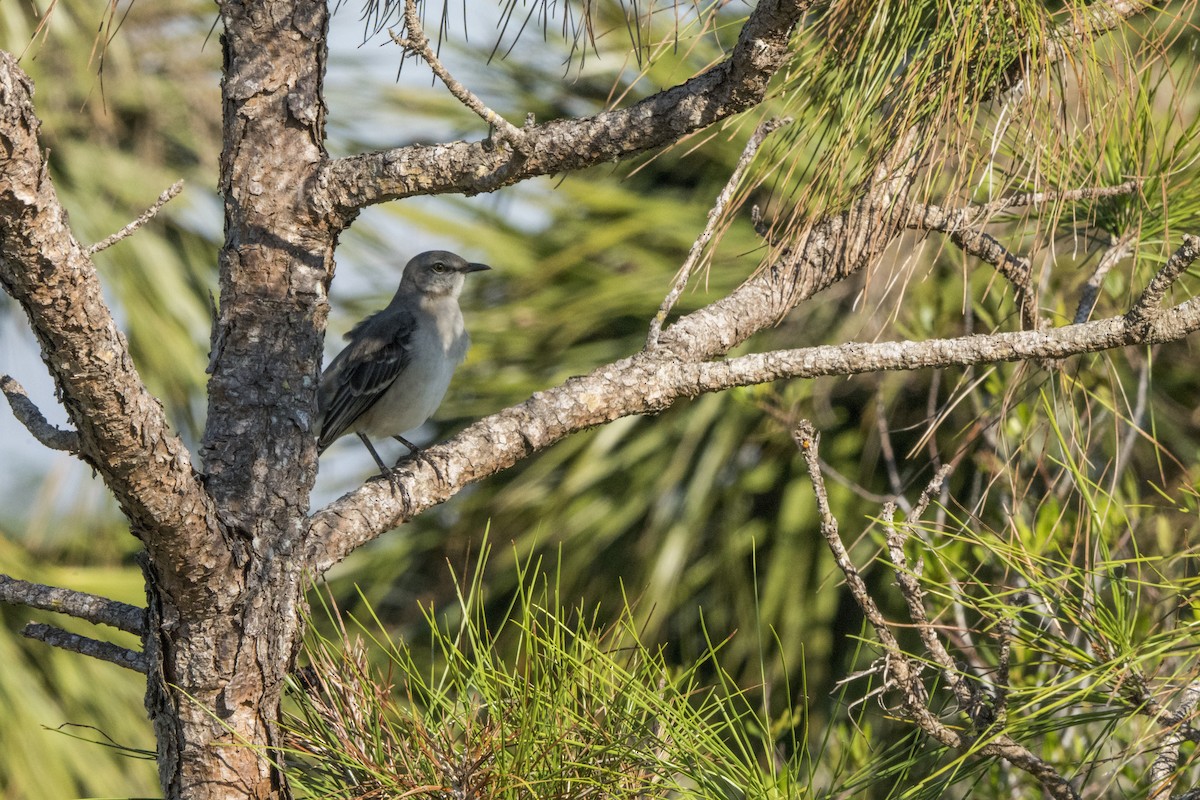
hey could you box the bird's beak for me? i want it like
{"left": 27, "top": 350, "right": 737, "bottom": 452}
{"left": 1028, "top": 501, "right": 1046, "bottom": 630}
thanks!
{"left": 464, "top": 262, "right": 491, "bottom": 273}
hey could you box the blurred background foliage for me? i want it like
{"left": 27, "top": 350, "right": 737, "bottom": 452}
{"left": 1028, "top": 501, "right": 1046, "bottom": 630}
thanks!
{"left": 3, "top": 0, "right": 1200, "bottom": 796}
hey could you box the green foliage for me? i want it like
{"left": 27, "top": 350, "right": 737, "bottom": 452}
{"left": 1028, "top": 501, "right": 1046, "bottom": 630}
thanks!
{"left": 287, "top": 545, "right": 805, "bottom": 799}
{"left": 0, "top": 537, "right": 154, "bottom": 798}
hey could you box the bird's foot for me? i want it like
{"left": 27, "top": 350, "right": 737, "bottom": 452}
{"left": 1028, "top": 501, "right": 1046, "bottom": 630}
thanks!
{"left": 393, "top": 435, "right": 447, "bottom": 483}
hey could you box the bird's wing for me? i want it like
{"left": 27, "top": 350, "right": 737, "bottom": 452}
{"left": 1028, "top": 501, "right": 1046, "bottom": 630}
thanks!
{"left": 317, "top": 307, "right": 416, "bottom": 451}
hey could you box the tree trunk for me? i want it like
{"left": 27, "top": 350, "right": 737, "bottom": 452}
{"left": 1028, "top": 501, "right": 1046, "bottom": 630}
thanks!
{"left": 142, "top": 1, "right": 334, "bottom": 796}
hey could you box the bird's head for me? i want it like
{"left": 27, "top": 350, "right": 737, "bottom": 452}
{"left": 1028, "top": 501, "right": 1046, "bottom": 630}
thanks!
{"left": 400, "top": 250, "right": 491, "bottom": 298}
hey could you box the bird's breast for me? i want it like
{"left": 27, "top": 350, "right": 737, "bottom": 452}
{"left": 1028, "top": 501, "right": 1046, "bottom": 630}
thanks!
{"left": 353, "top": 304, "right": 469, "bottom": 438}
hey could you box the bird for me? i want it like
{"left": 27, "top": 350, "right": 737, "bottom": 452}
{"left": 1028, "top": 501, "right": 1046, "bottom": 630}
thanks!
{"left": 315, "top": 250, "right": 490, "bottom": 480}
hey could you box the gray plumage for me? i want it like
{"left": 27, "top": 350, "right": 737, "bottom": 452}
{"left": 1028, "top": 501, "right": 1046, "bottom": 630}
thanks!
{"left": 316, "top": 250, "right": 490, "bottom": 474}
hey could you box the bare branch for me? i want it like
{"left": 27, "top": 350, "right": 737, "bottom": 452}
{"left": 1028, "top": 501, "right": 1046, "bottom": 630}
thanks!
{"left": 1126, "top": 234, "right": 1200, "bottom": 334}
{"left": 86, "top": 180, "right": 184, "bottom": 255}
{"left": 1151, "top": 682, "right": 1200, "bottom": 798}
{"left": 908, "top": 183, "right": 1141, "bottom": 332}
{"left": 0, "top": 573, "right": 146, "bottom": 635}
{"left": 646, "top": 117, "right": 790, "bottom": 349}
{"left": 22, "top": 622, "right": 147, "bottom": 673}
{"left": 0, "top": 374, "right": 80, "bottom": 452}
{"left": 792, "top": 422, "right": 905, "bottom": 653}
{"left": 950, "top": 228, "right": 1038, "bottom": 330}
{"left": 909, "top": 182, "right": 1141, "bottom": 233}
{"left": 1075, "top": 233, "right": 1136, "bottom": 323}
{"left": 316, "top": 0, "right": 812, "bottom": 217}
{"left": 885, "top": 467, "right": 982, "bottom": 718}
{"left": 793, "top": 421, "right": 1080, "bottom": 800}
{"left": 979, "top": 180, "right": 1140, "bottom": 219}
{"left": 0, "top": 53, "right": 218, "bottom": 557}
{"left": 387, "top": 0, "right": 525, "bottom": 150}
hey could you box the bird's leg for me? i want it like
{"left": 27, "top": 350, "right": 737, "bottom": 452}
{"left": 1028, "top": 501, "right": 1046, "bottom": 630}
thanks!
{"left": 392, "top": 435, "right": 421, "bottom": 453}
{"left": 358, "top": 433, "right": 404, "bottom": 493}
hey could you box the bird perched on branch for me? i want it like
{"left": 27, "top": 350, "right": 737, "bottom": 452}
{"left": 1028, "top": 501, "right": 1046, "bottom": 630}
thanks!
{"left": 316, "top": 250, "right": 490, "bottom": 480}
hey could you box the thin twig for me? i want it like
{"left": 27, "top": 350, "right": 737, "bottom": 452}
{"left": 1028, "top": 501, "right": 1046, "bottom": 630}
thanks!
{"left": 86, "top": 180, "right": 184, "bottom": 255}
{"left": 1151, "top": 682, "right": 1200, "bottom": 798}
{"left": 1126, "top": 234, "right": 1200, "bottom": 334}
{"left": 795, "top": 421, "right": 1080, "bottom": 800}
{"left": 22, "top": 622, "right": 147, "bottom": 673}
{"left": 885, "top": 467, "right": 977, "bottom": 716}
{"left": 0, "top": 375, "right": 80, "bottom": 452}
{"left": 646, "top": 117, "right": 791, "bottom": 349}
{"left": 1074, "top": 233, "right": 1136, "bottom": 324}
{"left": 907, "top": 183, "right": 1139, "bottom": 333}
{"left": 0, "top": 573, "right": 146, "bottom": 634}
{"left": 389, "top": 0, "right": 525, "bottom": 150}
{"left": 910, "top": 183, "right": 1141, "bottom": 234}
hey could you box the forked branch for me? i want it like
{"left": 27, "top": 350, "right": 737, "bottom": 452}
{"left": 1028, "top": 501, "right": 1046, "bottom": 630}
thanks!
{"left": 793, "top": 421, "right": 1080, "bottom": 800}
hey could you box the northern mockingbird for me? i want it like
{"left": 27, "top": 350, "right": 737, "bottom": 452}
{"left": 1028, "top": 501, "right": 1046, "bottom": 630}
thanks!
{"left": 316, "top": 250, "right": 490, "bottom": 478}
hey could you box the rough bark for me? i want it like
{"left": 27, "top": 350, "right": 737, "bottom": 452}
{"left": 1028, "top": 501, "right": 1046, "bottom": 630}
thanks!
{"left": 142, "top": 0, "right": 337, "bottom": 797}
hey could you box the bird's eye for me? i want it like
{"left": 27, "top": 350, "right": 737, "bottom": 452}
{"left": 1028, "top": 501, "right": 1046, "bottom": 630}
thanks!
{"left": 431, "top": 262, "right": 446, "bottom": 273}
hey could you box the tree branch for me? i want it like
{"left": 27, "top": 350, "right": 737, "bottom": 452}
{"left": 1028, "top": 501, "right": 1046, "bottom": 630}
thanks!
{"left": 907, "top": 183, "right": 1142, "bottom": 331}
{"left": 387, "top": 0, "right": 525, "bottom": 150}
{"left": 1126, "top": 234, "right": 1200, "bottom": 334}
{"left": 306, "top": 234, "right": 1200, "bottom": 571}
{"left": 883, "top": 467, "right": 975, "bottom": 713}
{"left": 950, "top": 229, "right": 1038, "bottom": 330}
{"left": 1150, "top": 682, "right": 1200, "bottom": 798}
{"left": 86, "top": 180, "right": 184, "bottom": 255}
{"left": 1075, "top": 233, "right": 1136, "bottom": 324}
{"left": 794, "top": 422, "right": 1080, "bottom": 800}
{"left": 0, "top": 53, "right": 220, "bottom": 576}
{"left": 0, "top": 374, "right": 80, "bottom": 452}
{"left": 0, "top": 573, "right": 146, "bottom": 635}
{"left": 314, "top": 0, "right": 812, "bottom": 219}
{"left": 646, "top": 117, "right": 790, "bottom": 349}
{"left": 22, "top": 622, "right": 147, "bottom": 673}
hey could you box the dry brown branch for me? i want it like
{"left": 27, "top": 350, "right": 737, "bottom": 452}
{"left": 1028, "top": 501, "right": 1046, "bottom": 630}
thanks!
{"left": 0, "top": 573, "right": 146, "bottom": 634}
{"left": 794, "top": 421, "right": 1081, "bottom": 800}
{"left": 0, "top": 374, "right": 80, "bottom": 452}
{"left": 1151, "top": 683, "right": 1200, "bottom": 798}
{"left": 86, "top": 180, "right": 184, "bottom": 255}
{"left": 387, "top": 0, "right": 525, "bottom": 150}
{"left": 646, "top": 117, "right": 790, "bottom": 349}
{"left": 1075, "top": 233, "right": 1136, "bottom": 323}
{"left": 22, "top": 622, "right": 147, "bottom": 673}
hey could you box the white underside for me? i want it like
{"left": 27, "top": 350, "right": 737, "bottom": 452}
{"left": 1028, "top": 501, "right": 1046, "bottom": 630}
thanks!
{"left": 353, "top": 295, "right": 469, "bottom": 438}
